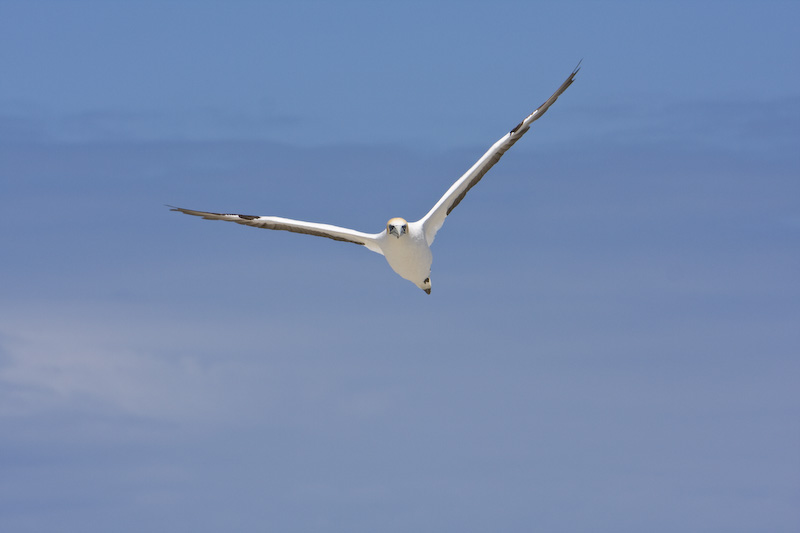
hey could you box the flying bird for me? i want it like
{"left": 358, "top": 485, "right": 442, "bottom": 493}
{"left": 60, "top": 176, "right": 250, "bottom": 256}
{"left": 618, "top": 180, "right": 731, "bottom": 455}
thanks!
{"left": 170, "top": 64, "right": 579, "bottom": 294}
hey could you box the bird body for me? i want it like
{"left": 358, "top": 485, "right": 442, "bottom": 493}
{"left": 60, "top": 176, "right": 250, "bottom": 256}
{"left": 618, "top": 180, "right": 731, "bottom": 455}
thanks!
{"left": 171, "top": 64, "right": 579, "bottom": 293}
{"left": 380, "top": 219, "right": 433, "bottom": 293}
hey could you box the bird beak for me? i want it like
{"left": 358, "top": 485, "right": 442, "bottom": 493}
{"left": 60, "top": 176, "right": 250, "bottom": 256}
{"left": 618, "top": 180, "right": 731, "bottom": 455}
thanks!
{"left": 389, "top": 226, "right": 400, "bottom": 238}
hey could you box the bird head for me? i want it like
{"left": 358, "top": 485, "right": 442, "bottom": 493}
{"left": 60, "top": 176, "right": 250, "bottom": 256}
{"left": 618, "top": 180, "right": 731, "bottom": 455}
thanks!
{"left": 387, "top": 217, "right": 408, "bottom": 239}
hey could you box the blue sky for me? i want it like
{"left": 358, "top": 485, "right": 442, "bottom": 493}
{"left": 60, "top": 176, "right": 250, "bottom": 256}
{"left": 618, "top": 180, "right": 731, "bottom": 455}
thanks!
{"left": 1, "top": 1, "right": 798, "bottom": 532}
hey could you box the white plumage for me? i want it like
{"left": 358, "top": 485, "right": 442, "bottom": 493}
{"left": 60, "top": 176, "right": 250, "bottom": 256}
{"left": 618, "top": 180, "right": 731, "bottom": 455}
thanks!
{"left": 171, "top": 64, "right": 579, "bottom": 294}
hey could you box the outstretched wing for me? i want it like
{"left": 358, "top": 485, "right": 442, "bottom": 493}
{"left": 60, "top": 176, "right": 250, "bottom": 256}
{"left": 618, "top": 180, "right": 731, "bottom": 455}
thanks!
{"left": 169, "top": 206, "right": 384, "bottom": 255}
{"left": 419, "top": 63, "right": 580, "bottom": 245}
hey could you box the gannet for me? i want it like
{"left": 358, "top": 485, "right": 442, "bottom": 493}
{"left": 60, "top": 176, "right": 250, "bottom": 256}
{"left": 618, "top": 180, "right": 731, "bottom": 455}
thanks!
{"left": 171, "top": 64, "right": 579, "bottom": 294}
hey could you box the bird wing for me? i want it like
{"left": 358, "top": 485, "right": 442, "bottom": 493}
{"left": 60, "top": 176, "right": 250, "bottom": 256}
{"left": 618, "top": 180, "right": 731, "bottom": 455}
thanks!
{"left": 169, "top": 206, "right": 384, "bottom": 255}
{"left": 419, "top": 63, "right": 580, "bottom": 245}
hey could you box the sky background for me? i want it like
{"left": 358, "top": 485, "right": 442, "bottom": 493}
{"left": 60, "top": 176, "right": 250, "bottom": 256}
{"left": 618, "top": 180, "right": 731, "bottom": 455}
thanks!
{"left": 1, "top": 1, "right": 798, "bottom": 532}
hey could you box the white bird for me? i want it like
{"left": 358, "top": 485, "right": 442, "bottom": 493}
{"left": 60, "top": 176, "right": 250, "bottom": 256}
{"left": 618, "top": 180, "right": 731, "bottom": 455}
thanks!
{"left": 171, "top": 64, "right": 579, "bottom": 294}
